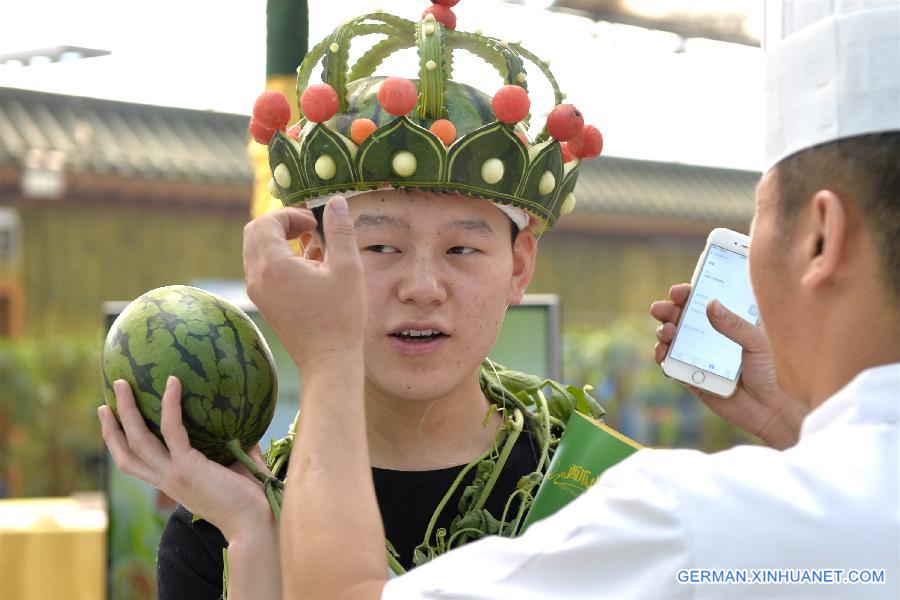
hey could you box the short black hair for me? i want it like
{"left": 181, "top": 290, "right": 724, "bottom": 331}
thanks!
{"left": 311, "top": 203, "right": 520, "bottom": 247}
{"left": 775, "top": 131, "right": 900, "bottom": 304}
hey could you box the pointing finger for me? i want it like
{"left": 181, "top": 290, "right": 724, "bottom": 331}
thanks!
{"left": 159, "top": 376, "right": 191, "bottom": 455}
{"left": 113, "top": 379, "right": 170, "bottom": 466}
{"left": 99, "top": 405, "right": 161, "bottom": 487}
{"left": 707, "top": 300, "right": 767, "bottom": 353}
{"left": 322, "top": 195, "right": 362, "bottom": 272}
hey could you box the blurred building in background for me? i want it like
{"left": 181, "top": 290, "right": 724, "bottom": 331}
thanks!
{"left": 0, "top": 87, "right": 252, "bottom": 338}
{"left": 0, "top": 86, "right": 756, "bottom": 338}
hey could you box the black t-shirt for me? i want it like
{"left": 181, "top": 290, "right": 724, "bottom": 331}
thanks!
{"left": 157, "top": 430, "right": 540, "bottom": 599}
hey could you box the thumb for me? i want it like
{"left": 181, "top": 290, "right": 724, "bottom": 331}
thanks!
{"left": 322, "top": 195, "right": 360, "bottom": 270}
{"left": 707, "top": 299, "right": 766, "bottom": 353}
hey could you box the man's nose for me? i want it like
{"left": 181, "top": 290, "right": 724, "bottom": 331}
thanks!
{"left": 397, "top": 255, "right": 447, "bottom": 306}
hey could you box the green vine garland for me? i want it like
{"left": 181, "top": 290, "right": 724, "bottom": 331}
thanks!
{"left": 264, "top": 359, "right": 605, "bottom": 574}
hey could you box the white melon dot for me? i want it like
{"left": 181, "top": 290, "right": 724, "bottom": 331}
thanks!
{"left": 426, "top": 60, "right": 437, "bottom": 71}
{"left": 329, "top": 42, "right": 340, "bottom": 53}
{"left": 424, "top": 23, "right": 435, "bottom": 35}
{"left": 268, "top": 178, "right": 280, "bottom": 199}
{"left": 481, "top": 158, "right": 505, "bottom": 185}
{"left": 315, "top": 155, "right": 336, "bottom": 180}
{"left": 516, "top": 72, "right": 527, "bottom": 83}
{"left": 274, "top": 163, "right": 291, "bottom": 188}
{"left": 560, "top": 192, "right": 577, "bottom": 215}
{"left": 392, "top": 151, "right": 417, "bottom": 177}
{"left": 538, "top": 171, "right": 556, "bottom": 196}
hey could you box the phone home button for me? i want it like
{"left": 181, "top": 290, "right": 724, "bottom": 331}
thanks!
{"left": 691, "top": 371, "right": 706, "bottom": 384}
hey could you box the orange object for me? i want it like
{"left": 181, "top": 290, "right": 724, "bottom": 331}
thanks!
{"left": 429, "top": 119, "right": 457, "bottom": 145}
{"left": 351, "top": 118, "right": 378, "bottom": 144}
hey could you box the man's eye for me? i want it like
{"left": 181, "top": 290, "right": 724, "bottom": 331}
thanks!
{"left": 448, "top": 246, "right": 477, "bottom": 255}
{"left": 367, "top": 245, "right": 400, "bottom": 254}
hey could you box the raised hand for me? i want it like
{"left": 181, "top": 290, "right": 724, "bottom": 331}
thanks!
{"left": 98, "top": 376, "right": 275, "bottom": 540}
{"left": 242, "top": 196, "right": 366, "bottom": 370}
{"left": 650, "top": 283, "right": 808, "bottom": 450}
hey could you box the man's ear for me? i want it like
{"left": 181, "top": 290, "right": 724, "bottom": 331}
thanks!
{"left": 800, "top": 189, "right": 847, "bottom": 290}
{"left": 508, "top": 228, "right": 538, "bottom": 305}
{"left": 299, "top": 230, "right": 325, "bottom": 262}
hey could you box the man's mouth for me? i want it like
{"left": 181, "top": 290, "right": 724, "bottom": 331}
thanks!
{"left": 390, "top": 328, "right": 448, "bottom": 342}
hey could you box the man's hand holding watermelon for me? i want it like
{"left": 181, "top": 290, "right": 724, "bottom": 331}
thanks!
{"left": 99, "top": 378, "right": 283, "bottom": 599}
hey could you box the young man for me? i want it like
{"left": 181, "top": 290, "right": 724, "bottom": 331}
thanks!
{"left": 99, "top": 3, "right": 608, "bottom": 598}
{"left": 266, "top": 1, "right": 899, "bottom": 598}
{"left": 128, "top": 188, "right": 545, "bottom": 599}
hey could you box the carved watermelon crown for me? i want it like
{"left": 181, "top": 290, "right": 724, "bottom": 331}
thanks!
{"left": 251, "top": 2, "right": 604, "bottom": 230}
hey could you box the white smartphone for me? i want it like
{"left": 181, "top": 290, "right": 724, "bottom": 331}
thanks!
{"left": 662, "top": 228, "right": 758, "bottom": 398}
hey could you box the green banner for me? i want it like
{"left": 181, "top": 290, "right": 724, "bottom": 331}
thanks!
{"left": 521, "top": 411, "right": 642, "bottom": 532}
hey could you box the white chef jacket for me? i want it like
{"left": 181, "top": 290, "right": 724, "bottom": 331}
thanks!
{"left": 383, "top": 363, "right": 900, "bottom": 599}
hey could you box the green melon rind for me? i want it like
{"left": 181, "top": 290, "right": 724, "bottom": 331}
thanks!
{"left": 517, "top": 140, "right": 564, "bottom": 204}
{"left": 100, "top": 286, "right": 278, "bottom": 466}
{"left": 296, "top": 124, "right": 358, "bottom": 201}
{"left": 321, "top": 21, "right": 356, "bottom": 113}
{"left": 357, "top": 116, "right": 446, "bottom": 184}
{"left": 269, "top": 132, "right": 308, "bottom": 200}
{"left": 546, "top": 160, "right": 581, "bottom": 229}
{"left": 415, "top": 18, "right": 448, "bottom": 120}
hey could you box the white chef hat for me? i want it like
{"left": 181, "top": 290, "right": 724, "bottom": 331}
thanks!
{"left": 764, "top": 0, "right": 900, "bottom": 171}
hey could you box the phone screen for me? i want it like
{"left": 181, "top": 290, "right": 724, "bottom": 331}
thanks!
{"left": 669, "top": 244, "right": 758, "bottom": 381}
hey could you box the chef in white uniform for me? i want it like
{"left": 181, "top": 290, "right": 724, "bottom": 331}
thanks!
{"left": 380, "top": 1, "right": 900, "bottom": 598}
{"left": 274, "top": 1, "right": 900, "bottom": 598}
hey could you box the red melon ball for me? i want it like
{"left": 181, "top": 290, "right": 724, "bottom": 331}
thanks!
{"left": 546, "top": 104, "right": 584, "bottom": 141}
{"left": 560, "top": 141, "right": 574, "bottom": 163}
{"left": 492, "top": 85, "right": 531, "bottom": 124}
{"left": 300, "top": 84, "right": 339, "bottom": 123}
{"left": 252, "top": 91, "right": 291, "bottom": 131}
{"left": 568, "top": 125, "right": 603, "bottom": 159}
{"left": 377, "top": 77, "right": 419, "bottom": 116}
{"left": 422, "top": 5, "right": 456, "bottom": 29}
{"left": 431, "top": 0, "right": 460, "bottom": 6}
{"left": 249, "top": 118, "right": 276, "bottom": 145}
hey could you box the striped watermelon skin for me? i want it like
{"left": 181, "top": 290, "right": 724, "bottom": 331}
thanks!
{"left": 101, "top": 286, "right": 278, "bottom": 465}
{"left": 328, "top": 77, "right": 497, "bottom": 139}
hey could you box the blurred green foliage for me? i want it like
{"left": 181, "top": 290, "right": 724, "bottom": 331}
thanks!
{"left": 563, "top": 317, "right": 755, "bottom": 452}
{"left": 0, "top": 318, "right": 755, "bottom": 497}
{"left": 0, "top": 334, "right": 104, "bottom": 498}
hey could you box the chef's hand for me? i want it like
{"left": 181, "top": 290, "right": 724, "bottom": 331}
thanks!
{"left": 242, "top": 196, "right": 366, "bottom": 370}
{"left": 98, "top": 376, "right": 275, "bottom": 541}
{"left": 650, "top": 283, "right": 808, "bottom": 450}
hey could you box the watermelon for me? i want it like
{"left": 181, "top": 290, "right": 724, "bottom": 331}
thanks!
{"left": 327, "top": 77, "right": 509, "bottom": 141}
{"left": 101, "top": 285, "right": 278, "bottom": 466}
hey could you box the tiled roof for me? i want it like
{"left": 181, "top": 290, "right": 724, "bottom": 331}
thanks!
{"left": 0, "top": 87, "right": 758, "bottom": 222}
{"left": 575, "top": 155, "right": 758, "bottom": 224}
{"left": 0, "top": 87, "right": 253, "bottom": 185}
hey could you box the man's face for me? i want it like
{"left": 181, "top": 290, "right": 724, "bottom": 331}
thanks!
{"left": 749, "top": 170, "right": 805, "bottom": 396}
{"left": 338, "top": 190, "right": 536, "bottom": 403}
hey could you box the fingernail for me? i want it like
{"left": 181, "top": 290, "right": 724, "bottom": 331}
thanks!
{"left": 329, "top": 195, "right": 349, "bottom": 215}
{"left": 711, "top": 300, "right": 726, "bottom": 318}
{"left": 656, "top": 323, "right": 664, "bottom": 336}
{"left": 166, "top": 375, "right": 176, "bottom": 390}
